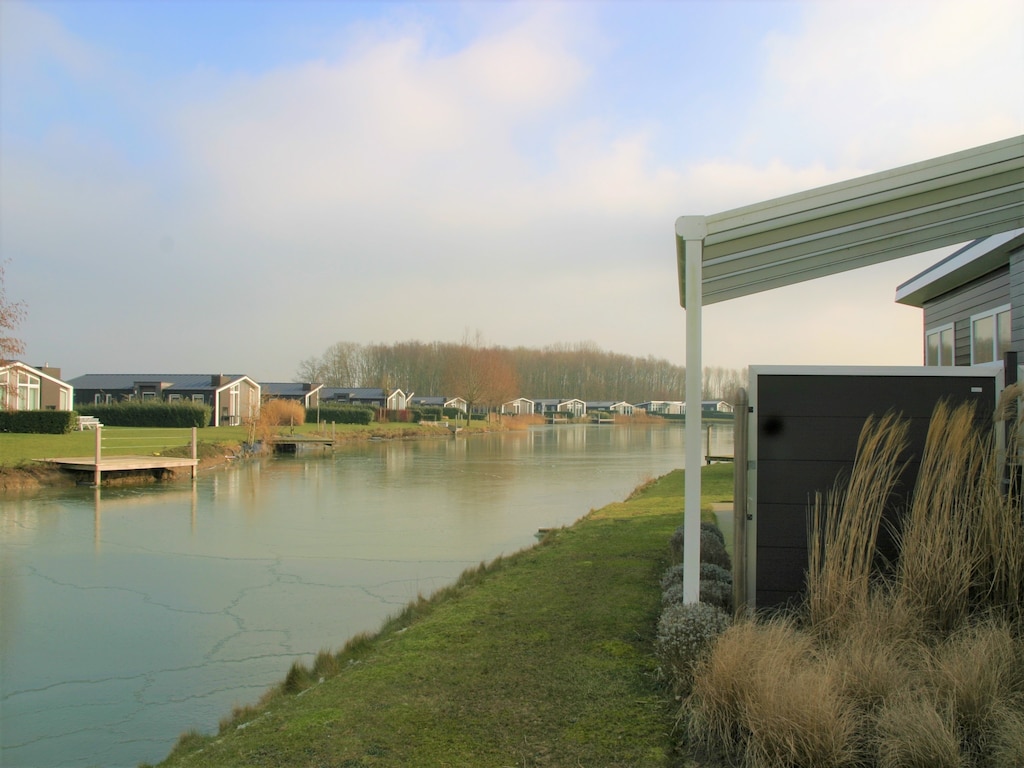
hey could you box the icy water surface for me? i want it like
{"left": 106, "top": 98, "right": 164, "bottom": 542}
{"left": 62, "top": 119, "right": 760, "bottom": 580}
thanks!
{"left": 0, "top": 423, "right": 731, "bottom": 767}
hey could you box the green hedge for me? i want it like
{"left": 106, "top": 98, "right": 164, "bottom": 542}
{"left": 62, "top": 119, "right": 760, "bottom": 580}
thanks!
{"left": 306, "top": 405, "right": 375, "bottom": 425}
{"left": 0, "top": 410, "right": 78, "bottom": 434}
{"left": 414, "top": 406, "right": 443, "bottom": 421}
{"left": 77, "top": 401, "right": 212, "bottom": 428}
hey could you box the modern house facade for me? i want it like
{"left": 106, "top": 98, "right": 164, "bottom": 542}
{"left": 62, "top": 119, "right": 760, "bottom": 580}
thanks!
{"left": 896, "top": 229, "right": 1024, "bottom": 367}
{"left": 532, "top": 398, "right": 587, "bottom": 416}
{"left": 0, "top": 362, "right": 74, "bottom": 411}
{"left": 320, "top": 387, "right": 416, "bottom": 411}
{"left": 261, "top": 382, "right": 323, "bottom": 409}
{"left": 636, "top": 400, "right": 684, "bottom": 415}
{"left": 410, "top": 395, "right": 468, "bottom": 412}
{"left": 69, "top": 373, "right": 261, "bottom": 426}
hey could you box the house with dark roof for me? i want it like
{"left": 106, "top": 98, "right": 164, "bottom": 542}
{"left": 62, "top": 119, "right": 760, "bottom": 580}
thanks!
{"left": 410, "top": 395, "right": 468, "bottom": 412}
{"left": 636, "top": 400, "right": 684, "bottom": 415}
{"left": 896, "top": 229, "right": 1024, "bottom": 367}
{"left": 261, "top": 382, "right": 322, "bottom": 409}
{"left": 68, "top": 373, "right": 261, "bottom": 426}
{"left": 0, "top": 362, "right": 74, "bottom": 411}
{"left": 320, "top": 387, "right": 414, "bottom": 411}
{"left": 500, "top": 397, "right": 535, "bottom": 415}
{"left": 584, "top": 400, "right": 636, "bottom": 416}
{"left": 531, "top": 398, "right": 587, "bottom": 416}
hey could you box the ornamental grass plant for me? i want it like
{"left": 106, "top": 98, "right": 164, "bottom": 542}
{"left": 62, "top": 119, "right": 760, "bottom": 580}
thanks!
{"left": 684, "top": 398, "right": 1024, "bottom": 768}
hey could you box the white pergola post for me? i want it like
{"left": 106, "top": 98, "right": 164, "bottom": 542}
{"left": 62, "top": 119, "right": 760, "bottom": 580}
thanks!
{"left": 677, "top": 215, "right": 707, "bottom": 604}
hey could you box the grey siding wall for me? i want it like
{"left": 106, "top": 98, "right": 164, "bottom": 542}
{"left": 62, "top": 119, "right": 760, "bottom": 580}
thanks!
{"left": 752, "top": 371, "right": 998, "bottom": 610}
{"left": 1011, "top": 246, "right": 1024, "bottom": 356}
{"left": 922, "top": 265, "right": 1011, "bottom": 365}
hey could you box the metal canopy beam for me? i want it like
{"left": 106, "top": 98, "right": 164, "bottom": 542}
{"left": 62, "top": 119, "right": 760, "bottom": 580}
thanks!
{"left": 677, "top": 135, "right": 1024, "bottom": 307}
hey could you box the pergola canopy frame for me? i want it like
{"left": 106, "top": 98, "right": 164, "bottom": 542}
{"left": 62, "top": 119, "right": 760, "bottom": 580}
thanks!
{"left": 674, "top": 134, "right": 1024, "bottom": 605}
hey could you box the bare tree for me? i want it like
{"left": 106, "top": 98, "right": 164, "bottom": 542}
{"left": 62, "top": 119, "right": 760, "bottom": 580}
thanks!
{"left": 0, "top": 260, "right": 26, "bottom": 364}
{"left": 442, "top": 341, "right": 518, "bottom": 421}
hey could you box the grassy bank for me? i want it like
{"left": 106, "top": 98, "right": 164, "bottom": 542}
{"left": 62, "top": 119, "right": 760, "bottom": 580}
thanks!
{"left": 153, "top": 464, "right": 733, "bottom": 767}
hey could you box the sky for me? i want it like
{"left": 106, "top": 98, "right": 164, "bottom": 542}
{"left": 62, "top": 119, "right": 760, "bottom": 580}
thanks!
{"left": 2, "top": 0, "right": 1022, "bottom": 382}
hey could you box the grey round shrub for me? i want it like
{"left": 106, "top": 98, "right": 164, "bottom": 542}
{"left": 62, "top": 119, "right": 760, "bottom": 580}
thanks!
{"left": 700, "top": 562, "right": 732, "bottom": 585}
{"left": 661, "top": 564, "right": 685, "bottom": 592}
{"left": 701, "top": 521, "right": 726, "bottom": 547}
{"left": 700, "top": 528, "right": 732, "bottom": 570}
{"left": 655, "top": 602, "right": 732, "bottom": 694}
{"left": 662, "top": 581, "right": 685, "bottom": 605}
{"left": 662, "top": 563, "right": 734, "bottom": 611}
{"left": 700, "top": 578, "right": 733, "bottom": 612}
{"left": 670, "top": 522, "right": 730, "bottom": 567}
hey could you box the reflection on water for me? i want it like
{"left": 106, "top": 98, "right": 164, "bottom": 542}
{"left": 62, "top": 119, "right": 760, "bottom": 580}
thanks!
{"left": 0, "top": 423, "right": 731, "bottom": 768}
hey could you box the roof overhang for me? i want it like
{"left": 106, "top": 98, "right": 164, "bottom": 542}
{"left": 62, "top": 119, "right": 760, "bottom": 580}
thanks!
{"left": 676, "top": 134, "right": 1024, "bottom": 307}
{"left": 895, "top": 228, "right": 1024, "bottom": 307}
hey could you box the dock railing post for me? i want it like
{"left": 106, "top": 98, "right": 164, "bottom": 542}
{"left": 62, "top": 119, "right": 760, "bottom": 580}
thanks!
{"left": 191, "top": 427, "right": 198, "bottom": 479}
{"left": 94, "top": 425, "right": 102, "bottom": 487}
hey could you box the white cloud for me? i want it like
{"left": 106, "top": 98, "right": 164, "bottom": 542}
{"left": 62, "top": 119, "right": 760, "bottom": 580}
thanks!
{"left": 748, "top": 0, "right": 1024, "bottom": 167}
{"left": 0, "top": 1, "right": 101, "bottom": 91}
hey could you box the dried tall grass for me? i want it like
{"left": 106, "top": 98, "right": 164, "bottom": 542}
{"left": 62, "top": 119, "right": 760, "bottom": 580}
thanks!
{"left": 806, "top": 412, "right": 908, "bottom": 633}
{"left": 896, "top": 399, "right": 1024, "bottom": 631}
{"left": 875, "top": 690, "right": 961, "bottom": 768}
{"left": 685, "top": 398, "right": 1024, "bottom": 767}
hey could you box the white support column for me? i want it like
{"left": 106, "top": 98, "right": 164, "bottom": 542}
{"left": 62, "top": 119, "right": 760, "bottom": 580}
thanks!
{"left": 677, "top": 216, "right": 708, "bottom": 604}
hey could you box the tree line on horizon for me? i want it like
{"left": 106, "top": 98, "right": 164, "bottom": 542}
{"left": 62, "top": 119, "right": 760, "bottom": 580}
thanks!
{"left": 296, "top": 340, "right": 747, "bottom": 405}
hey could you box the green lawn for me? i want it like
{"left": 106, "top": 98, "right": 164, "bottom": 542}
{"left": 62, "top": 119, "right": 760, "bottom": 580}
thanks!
{"left": 154, "top": 464, "right": 732, "bottom": 767}
{"left": 0, "top": 420, "right": 499, "bottom": 467}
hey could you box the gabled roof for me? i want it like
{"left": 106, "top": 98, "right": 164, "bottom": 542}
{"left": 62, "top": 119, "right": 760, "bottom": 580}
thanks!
{"left": 410, "top": 395, "right": 446, "bottom": 405}
{"left": 321, "top": 387, "right": 385, "bottom": 399}
{"left": 677, "top": 134, "right": 1024, "bottom": 307}
{"left": 68, "top": 373, "right": 251, "bottom": 390}
{"left": 1, "top": 361, "right": 72, "bottom": 387}
{"left": 895, "top": 228, "right": 1024, "bottom": 308}
{"left": 261, "top": 382, "right": 322, "bottom": 397}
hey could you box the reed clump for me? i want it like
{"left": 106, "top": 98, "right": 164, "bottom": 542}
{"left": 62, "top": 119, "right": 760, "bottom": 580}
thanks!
{"left": 684, "top": 398, "right": 1024, "bottom": 767}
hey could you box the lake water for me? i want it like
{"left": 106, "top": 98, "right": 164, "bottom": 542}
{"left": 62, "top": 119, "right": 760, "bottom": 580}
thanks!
{"left": 0, "top": 423, "right": 732, "bottom": 768}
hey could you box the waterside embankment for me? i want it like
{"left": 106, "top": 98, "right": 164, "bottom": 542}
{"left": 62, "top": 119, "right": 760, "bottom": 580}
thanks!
{"left": 153, "top": 465, "right": 733, "bottom": 767}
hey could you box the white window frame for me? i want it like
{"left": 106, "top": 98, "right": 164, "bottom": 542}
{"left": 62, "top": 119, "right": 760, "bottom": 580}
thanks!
{"left": 925, "top": 322, "right": 955, "bottom": 366}
{"left": 192, "top": 394, "right": 205, "bottom": 403}
{"left": 970, "top": 304, "right": 1011, "bottom": 365}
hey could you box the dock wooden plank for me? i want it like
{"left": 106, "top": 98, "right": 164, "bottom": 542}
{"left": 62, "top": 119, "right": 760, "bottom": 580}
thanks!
{"left": 45, "top": 456, "right": 198, "bottom": 472}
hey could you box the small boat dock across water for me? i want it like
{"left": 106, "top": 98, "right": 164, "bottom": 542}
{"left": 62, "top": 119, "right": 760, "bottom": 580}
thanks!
{"left": 43, "top": 426, "right": 199, "bottom": 486}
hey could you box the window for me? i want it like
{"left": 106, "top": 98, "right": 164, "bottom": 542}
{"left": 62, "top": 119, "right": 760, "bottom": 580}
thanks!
{"left": 192, "top": 394, "right": 204, "bottom": 403}
{"left": 970, "top": 305, "right": 1012, "bottom": 364}
{"left": 0, "top": 369, "right": 39, "bottom": 410}
{"left": 142, "top": 391, "right": 157, "bottom": 400}
{"left": 925, "top": 323, "right": 954, "bottom": 366}
{"left": 167, "top": 394, "right": 182, "bottom": 402}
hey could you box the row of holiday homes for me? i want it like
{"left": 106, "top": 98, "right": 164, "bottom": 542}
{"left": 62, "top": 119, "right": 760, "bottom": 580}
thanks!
{"left": 0, "top": 367, "right": 733, "bottom": 427}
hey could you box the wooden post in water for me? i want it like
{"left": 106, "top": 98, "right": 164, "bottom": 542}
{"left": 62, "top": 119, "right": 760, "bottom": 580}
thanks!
{"left": 191, "top": 427, "right": 198, "bottom": 479}
{"left": 94, "top": 425, "right": 102, "bottom": 487}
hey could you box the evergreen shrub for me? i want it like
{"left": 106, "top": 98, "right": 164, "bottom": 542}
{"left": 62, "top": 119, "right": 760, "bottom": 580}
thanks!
{"left": 655, "top": 602, "right": 731, "bottom": 694}
{"left": 311, "top": 405, "right": 374, "bottom": 425}
{"left": 76, "top": 401, "right": 212, "bottom": 428}
{"left": 660, "top": 563, "right": 734, "bottom": 612}
{"left": 0, "top": 410, "right": 77, "bottom": 433}
{"left": 669, "top": 521, "right": 730, "bottom": 568}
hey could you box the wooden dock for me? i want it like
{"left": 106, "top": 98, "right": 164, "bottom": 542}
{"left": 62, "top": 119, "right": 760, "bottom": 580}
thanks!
{"left": 269, "top": 436, "right": 336, "bottom": 453}
{"left": 45, "top": 456, "right": 198, "bottom": 484}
